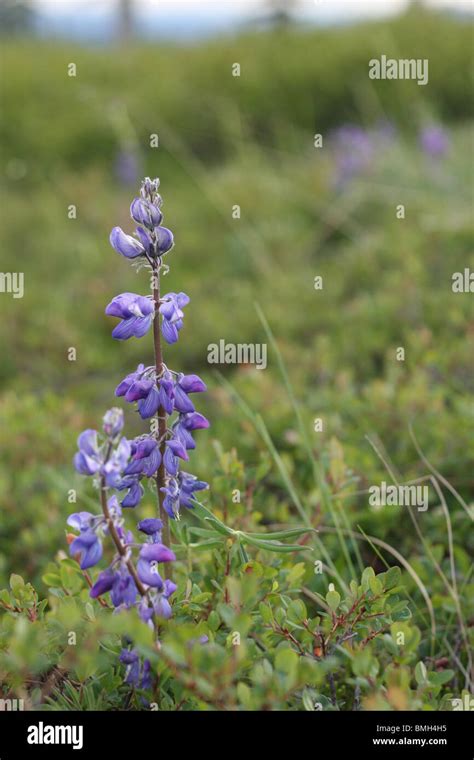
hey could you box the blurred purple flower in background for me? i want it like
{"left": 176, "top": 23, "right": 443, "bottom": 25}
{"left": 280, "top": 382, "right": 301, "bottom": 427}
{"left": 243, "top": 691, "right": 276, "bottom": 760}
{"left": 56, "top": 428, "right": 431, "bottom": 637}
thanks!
{"left": 331, "top": 124, "right": 374, "bottom": 186}
{"left": 419, "top": 124, "right": 450, "bottom": 158}
{"left": 115, "top": 147, "right": 141, "bottom": 186}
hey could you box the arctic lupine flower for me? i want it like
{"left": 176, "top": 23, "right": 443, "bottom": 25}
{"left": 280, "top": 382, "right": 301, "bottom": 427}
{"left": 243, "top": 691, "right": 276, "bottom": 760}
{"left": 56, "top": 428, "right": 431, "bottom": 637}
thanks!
{"left": 110, "top": 566, "right": 138, "bottom": 608}
{"left": 161, "top": 478, "right": 180, "bottom": 519}
{"left": 89, "top": 568, "right": 116, "bottom": 598}
{"left": 159, "top": 292, "right": 190, "bottom": 344}
{"left": 158, "top": 371, "right": 175, "bottom": 414}
{"left": 118, "top": 475, "right": 144, "bottom": 508}
{"left": 137, "top": 542, "right": 176, "bottom": 588}
{"left": 73, "top": 426, "right": 132, "bottom": 489}
{"left": 138, "top": 518, "right": 163, "bottom": 538}
{"left": 72, "top": 178, "right": 210, "bottom": 694}
{"left": 67, "top": 511, "right": 97, "bottom": 533}
{"left": 130, "top": 197, "right": 163, "bottom": 230}
{"left": 110, "top": 227, "right": 146, "bottom": 259}
{"left": 102, "top": 407, "right": 124, "bottom": 439}
{"left": 135, "top": 226, "right": 154, "bottom": 256}
{"left": 163, "top": 437, "right": 189, "bottom": 477}
{"left": 105, "top": 293, "right": 154, "bottom": 340}
{"left": 102, "top": 437, "right": 131, "bottom": 487}
{"left": 120, "top": 649, "right": 140, "bottom": 685}
{"left": 74, "top": 429, "right": 102, "bottom": 476}
{"left": 178, "top": 471, "right": 209, "bottom": 509}
{"left": 153, "top": 579, "right": 177, "bottom": 619}
{"left": 67, "top": 512, "right": 103, "bottom": 570}
{"left": 155, "top": 227, "right": 174, "bottom": 256}
{"left": 115, "top": 363, "right": 146, "bottom": 397}
{"left": 124, "top": 437, "right": 161, "bottom": 478}
{"left": 419, "top": 124, "right": 450, "bottom": 158}
{"left": 174, "top": 412, "right": 210, "bottom": 451}
{"left": 173, "top": 373, "right": 207, "bottom": 414}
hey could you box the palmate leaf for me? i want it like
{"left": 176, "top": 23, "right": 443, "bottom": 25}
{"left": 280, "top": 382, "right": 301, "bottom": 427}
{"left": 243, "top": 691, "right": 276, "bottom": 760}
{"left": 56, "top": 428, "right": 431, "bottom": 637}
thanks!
{"left": 192, "top": 500, "right": 234, "bottom": 536}
{"left": 243, "top": 527, "right": 316, "bottom": 542}
{"left": 192, "top": 500, "right": 313, "bottom": 554}
{"left": 241, "top": 534, "right": 313, "bottom": 554}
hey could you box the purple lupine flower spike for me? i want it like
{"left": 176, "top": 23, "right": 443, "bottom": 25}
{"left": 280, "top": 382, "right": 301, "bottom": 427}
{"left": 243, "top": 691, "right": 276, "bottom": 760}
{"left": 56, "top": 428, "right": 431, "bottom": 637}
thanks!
{"left": 71, "top": 177, "right": 210, "bottom": 694}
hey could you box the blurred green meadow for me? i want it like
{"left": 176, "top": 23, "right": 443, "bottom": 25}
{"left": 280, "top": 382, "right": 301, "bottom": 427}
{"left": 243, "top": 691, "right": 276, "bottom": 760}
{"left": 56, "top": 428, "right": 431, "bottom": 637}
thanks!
{"left": 0, "top": 7, "right": 473, "bottom": 709}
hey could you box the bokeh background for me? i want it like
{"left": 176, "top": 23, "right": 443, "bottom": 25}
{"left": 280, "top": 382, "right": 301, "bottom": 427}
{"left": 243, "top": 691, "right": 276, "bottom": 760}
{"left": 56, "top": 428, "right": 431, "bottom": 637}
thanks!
{"left": 0, "top": 0, "right": 473, "bottom": 600}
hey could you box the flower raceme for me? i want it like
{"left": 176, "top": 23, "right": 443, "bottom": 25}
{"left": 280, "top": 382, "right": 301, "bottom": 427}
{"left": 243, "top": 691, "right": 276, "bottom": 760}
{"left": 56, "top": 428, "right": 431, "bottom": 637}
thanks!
{"left": 67, "top": 177, "right": 210, "bottom": 693}
{"left": 105, "top": 290, "right": 190, "bottom": 345}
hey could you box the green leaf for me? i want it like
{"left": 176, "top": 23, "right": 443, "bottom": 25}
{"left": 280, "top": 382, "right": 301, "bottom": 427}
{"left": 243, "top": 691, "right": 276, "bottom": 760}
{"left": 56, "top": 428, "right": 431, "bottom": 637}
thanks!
{"left": 428, "top": 670, "right": 454, "bottom": 686}
{"left": 244, "top": 527, "right": 315, "bottom": 542}
{"left": 9, "top": 574, "right": 25, "bottom": 592}
{"left": 188, "top": 527, "right": 221, "bottom": 539}
{"left": 193, "top": 501, "right": 234, "bottom": 536}
{"left": 415, "top": 661, "right": 428, "bottom": 685}
{"left": 275, "top": 647, "right": 299, "bottom": 674}
{"left": 385, "top": 566, "right": 402, "bottom": 589}
{"left": 302, "top": 688, "right": 316, "bottom": 711}
{"left": 42, "top": 573, "right": 61, "bottom": 587}
{"left": 326, "top": 584, "right": 341, "bottom": 612}
{"left": 236, "top": 682, "right": 252, "bottom": 708}
{"left": 288, "top": 599, "right": 307, "bottom": 623}
{"left": 369, "top": 576, "right": 383, "bottom": 595}
{"left": 207, "top": 610, "right": 220, "bottom": 632}
{"left": 243, "top": 534, "right": 312, "bottom": 553}
{"left": 361, "top": 567, "right": 375, "bottom": 591}
{"left": 259, "top": 603, "right": 273, "bottom": 625}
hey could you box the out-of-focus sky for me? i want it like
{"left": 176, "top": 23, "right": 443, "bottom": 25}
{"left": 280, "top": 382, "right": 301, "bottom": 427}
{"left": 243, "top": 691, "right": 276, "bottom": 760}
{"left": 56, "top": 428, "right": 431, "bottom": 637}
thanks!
{"left": 32, "top": 0, "right": 474, "bottom": 40}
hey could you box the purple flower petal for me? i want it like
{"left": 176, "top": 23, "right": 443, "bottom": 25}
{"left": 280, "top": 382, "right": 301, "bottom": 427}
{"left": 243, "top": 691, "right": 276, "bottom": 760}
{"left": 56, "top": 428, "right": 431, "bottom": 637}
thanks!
{"left": 110, "top": 227, "right": 145, "bottom": 259}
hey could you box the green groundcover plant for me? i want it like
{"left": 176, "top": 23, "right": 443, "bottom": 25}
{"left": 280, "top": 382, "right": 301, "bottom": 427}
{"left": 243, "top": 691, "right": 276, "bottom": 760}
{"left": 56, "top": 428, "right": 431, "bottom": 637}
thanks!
{"left": 1, "top": 177, "right": 472, "bottom": 711}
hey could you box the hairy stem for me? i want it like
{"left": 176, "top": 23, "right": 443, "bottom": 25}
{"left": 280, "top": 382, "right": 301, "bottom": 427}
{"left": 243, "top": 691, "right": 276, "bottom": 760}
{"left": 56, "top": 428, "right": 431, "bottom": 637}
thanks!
{"left": 152, "top": 262, "right": 171, "bottom": 578}
{"left": 99, "top": 476, "right": 147, "bottom": 596}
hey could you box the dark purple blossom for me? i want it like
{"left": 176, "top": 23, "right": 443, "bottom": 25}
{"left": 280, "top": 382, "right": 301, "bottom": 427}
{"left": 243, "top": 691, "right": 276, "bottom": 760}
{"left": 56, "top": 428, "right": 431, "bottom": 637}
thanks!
{"left": 89, "top": 568, "right": 116, "bottom": 598}
{"left": 138, "top": 518, "right": 163, "bottom": 537}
